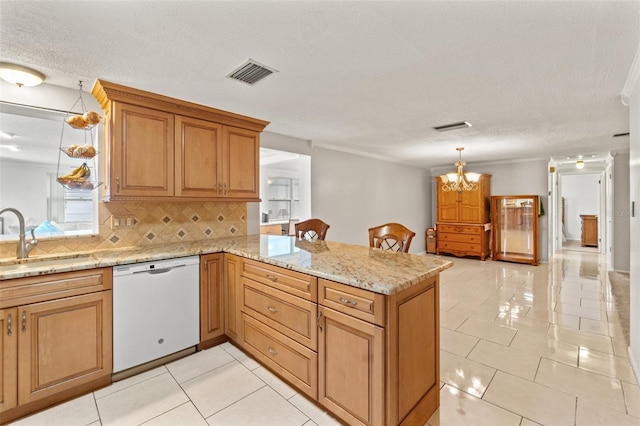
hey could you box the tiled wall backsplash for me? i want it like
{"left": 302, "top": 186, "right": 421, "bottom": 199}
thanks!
{"left": 0, "top": 201, "right": 247, "bottom": 258}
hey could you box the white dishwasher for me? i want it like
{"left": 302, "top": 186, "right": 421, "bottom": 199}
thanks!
{"left": 112, "top": 255, "right": 200, "bottom": 373}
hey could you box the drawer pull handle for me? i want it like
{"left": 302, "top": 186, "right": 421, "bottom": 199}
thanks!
{"left": 21, "top": 311, "right": 26, "bottom": 333}
{"left": 6, "top": 313, "right": 11, "bottom": 336}
{"left": 317, "top": 310, "right": 323, "bottom": 331}
{"left": 266, "top": 345, "right": 278, "bottom": 356}
{"left": 338, "top": 296, "right": 358, "bottom": 306}
{"left": 266, "top": 306, "right": 278, "bottom": 314}
{"left": 265, "top": 274, "right": 278, "bottom": 282}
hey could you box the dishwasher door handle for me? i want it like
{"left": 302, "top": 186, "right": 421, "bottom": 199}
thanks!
{"left": 132, "top": 265, "right": 185, "bottom": 275}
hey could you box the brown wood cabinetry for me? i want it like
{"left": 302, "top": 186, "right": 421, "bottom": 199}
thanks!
{"left": 200, "top": 253, "right": 225, "bottom": 348}
{"left": 581, "top": 215, "right": 598, "bottom": 247}
{"left": 91, "top": 80, "right": 268, "bottom": 202}
{"left": 435, "top": 174, "right": 491, "bottom": 260}
{"left": 0, "top": 268, "right": 112, "bottom": 424}
{"left": 224, "top": 254, "right": 242, "bottom": 342}
{"left": 229, "top": 255, "right": 440, "bottom": 425}
{"left": 239, "top": 258, "right": 318, "bottom": 399}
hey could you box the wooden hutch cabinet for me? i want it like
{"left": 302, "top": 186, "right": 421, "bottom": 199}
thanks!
{"left": 435, "top": 174, "right": 491, "bottom": 260}
{"left": 580, "top": 215, "right": 598, "bottom": 247}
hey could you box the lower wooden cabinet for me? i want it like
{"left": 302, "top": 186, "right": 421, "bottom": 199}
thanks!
{"left": 436, "top": 222, "right": 491, "bottom": 260}
{"left": 232, "top": 256, "right": 440, "bottom": 426}
{"left": 581, "top": 215, "right": 598, "bottom": 247}
{"left": 200, "top": 253, "right": 225, "bottom": 347}
{"left": 318, "top": 306, "right": 384, "bottom": 425}
{"left": 0, "top": 268, "right": 112, "bottom": 423}
{"left": 224, "top": 254, "right": 242, "bottom": 342}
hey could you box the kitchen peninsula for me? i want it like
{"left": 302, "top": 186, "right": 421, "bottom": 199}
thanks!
{"left": 0, "top": 235, "right": 452, "bottom": 425}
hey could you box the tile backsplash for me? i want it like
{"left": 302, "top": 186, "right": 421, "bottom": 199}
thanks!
{"left": 0, "top": 200, "right": 247, "bottom": 258}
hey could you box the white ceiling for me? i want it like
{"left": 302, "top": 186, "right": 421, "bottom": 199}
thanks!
{"left": 1, "top": 1, "right": 638, "bottom": 169}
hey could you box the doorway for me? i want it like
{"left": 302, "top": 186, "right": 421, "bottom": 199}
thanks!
{"left": 548, "top": 154, "right": 613, "bottom": 269}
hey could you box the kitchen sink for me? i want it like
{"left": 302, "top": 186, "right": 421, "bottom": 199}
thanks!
{"left": 0, "top": 254, "right": 97, "bottom": 273}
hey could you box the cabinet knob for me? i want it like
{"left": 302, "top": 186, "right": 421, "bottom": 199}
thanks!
{"left": 266, "top": 345, "right": 278, "bottom": 356}
{"left": 265, "top": 274, "right": 278, "bottom": 282}
{"left": 266, "top": 306, "right": 278, "bottom": 314}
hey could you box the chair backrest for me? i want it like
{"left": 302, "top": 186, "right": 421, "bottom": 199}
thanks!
{"left": 368, "top": 222, "right": 416, "bottom": 253}
{"left": 294, "top": 218, "right": 330, "bottom": 241}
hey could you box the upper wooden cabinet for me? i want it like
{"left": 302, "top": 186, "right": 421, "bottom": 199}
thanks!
{"left": 91, "top": 80, "right": 268, "bottom": 202}
{"left": 436, "top": 174, "right": 491, "bottom": 224}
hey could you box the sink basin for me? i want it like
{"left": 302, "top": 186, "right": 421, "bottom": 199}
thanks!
{"left": 0, "top": 255, "right": 96, "bottom": 273}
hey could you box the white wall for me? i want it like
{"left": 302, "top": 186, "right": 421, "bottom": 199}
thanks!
{"left": 627, "top": 62, "right": 640, "bottom": 384}
{"left": 311, "top": 147, "right": 431, "bottom": 252}
{"left": 432, "top": 158, "right": 550, "bottom": 262}
{"left": 561, "top": 174, "right": 600, "bottom": 241}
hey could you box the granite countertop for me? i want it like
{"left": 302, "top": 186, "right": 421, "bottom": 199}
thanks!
{"left": 0, "top": 235, "right": 453, "bottom": 294}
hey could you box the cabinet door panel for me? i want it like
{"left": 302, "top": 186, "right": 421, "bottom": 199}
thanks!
{"left": 0, "top": 308, "right": 17, "bottom": 413}
{"left": 176, "top": 116, "right": 223, "bottom": 198}
{"left": 224, "top": 255, "right": 241, "bottom": 341}
{"left": 436, "top": 186, "right": 460, "bottom": 223}
{"left": 113, "top": 103, "right": 174, "bottom": 197}
{"left": 17, "top": 292, "right": 112, "bottom": 405}
{"left": 201, "top": 254, "right": 224, "bottom": 342}
{"left": 222, "top": 126, "right": 259, "bottom": 199}
{"left": 318, "top": 307, "right": 384, "bottom": 426}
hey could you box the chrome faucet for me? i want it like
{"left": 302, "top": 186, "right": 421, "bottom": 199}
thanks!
{"left": 0, "top": 208, "right": 38, "bottom": 259}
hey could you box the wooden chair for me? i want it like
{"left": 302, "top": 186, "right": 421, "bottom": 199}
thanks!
{"left": 368, "top": 222, "right": 415, "bottom": 253}
{"left": 294, "top": 218, "right": 330, "bottom": 241}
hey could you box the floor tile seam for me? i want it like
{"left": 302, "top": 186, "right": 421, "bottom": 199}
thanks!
{"left": 619, "top": 381, "right": 640, "bottom": 418}
{"left": 90, "top": 391, "right": 102, "bottom": 425}
{"left": 287, "top": 393, "right": 336, "bottom": 424}
{"left": 174, "top": 357, "right": 241, "bottom": 387}
{"left": 441, "top": 382, "right": 525, "bottom": 423}
{"left": 575, "top": 353, "right": 637, "bottom": 385}
{"left": 201, "top": 383, "right": 296, "bottom": 423}
{"left": 465, "top": 342, "right": 540, "bottom": 381}
{"left": 494, "top": 369, "right": 579, "bottom": 406}
{"left": 138, "top": 401, "right": 200, "bottom": 425}
{"left": 534, "top": 359, "right": 628, "bottom": 405}
{"left": 167, "top": 357, "right": 237, "bottom": 385}
{"left": 93, "top": 368, "right": 171, "bottom": 401}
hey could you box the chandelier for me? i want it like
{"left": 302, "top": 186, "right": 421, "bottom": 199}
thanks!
{"left": 439, "top": 147, "right": 480, "bottom": 192}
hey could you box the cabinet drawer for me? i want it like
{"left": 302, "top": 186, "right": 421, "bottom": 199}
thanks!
{"left": 242, "top": 278, "right": 316, "bottom": 350}
{"left": 438, "top": 233, "right": 482, "bottom": 244}
{"left": 437, "top": 224, "right": 482, "bottom": 235}
{"left": 241, "top": 313, "right": 317, "bottom": 399}
{"left": 241, "top": 258, "right": 316, "bottom": 301}
{"left": 438, "top": 241, "right": 481, "bottom": 254}
{"left": 318, "top": 279, "right": 385, "bottom": 326}
{"left": 0, "top": 268, "right": 112, "bottom": 309}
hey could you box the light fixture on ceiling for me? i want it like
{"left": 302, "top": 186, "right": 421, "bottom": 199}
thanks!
{"left": 0, "top": 62, "right": 46, "bottom": 87}
{"left": 433, "top": 121, "right": 472, "bottom": 132}
{"left": 439, "top": 147, "right": 480, "bottom": 192}
{"left": 576, "top": 160, "right": 585, "bottom": 169}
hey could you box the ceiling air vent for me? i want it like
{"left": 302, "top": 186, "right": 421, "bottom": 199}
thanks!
{"left": 433, "top": 121, "right": 472, "bottom": 132}
{"left": 613, "top": 132, "right": 629, "bottom": 138}
{"left": 227, "top": 60, "right": 277, "bottom": 86}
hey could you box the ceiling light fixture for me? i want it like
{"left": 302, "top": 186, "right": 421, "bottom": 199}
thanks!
{"left": 576, "top": 160, "right": 585, "bottom": 169}
{"left": 0, "top": 62, "right": 46, "bottom": 87}
{"left": 0, "top": 144, "right": 20, "bottom": 152}
{"left": 439, "top": 147, "right": 480, "bottom": 192}
{"left": 433, "top": 121, "right": 472, "bottom": 132}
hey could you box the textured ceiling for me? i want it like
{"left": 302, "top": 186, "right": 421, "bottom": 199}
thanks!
{"left": 1, "top": 1, "right": 638, "bottom": 169}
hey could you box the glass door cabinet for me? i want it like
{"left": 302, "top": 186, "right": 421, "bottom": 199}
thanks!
{"left": 491, "top": 195, "right": 540, "bottom": 265}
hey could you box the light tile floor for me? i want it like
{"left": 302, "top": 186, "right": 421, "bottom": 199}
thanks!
{"left": 10, "top": 250, "right": 640, "bottom": 425}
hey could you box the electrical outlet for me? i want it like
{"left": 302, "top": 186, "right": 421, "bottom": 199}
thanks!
{"left": 110, "top": 215, "right": 136, "bottom": 229}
